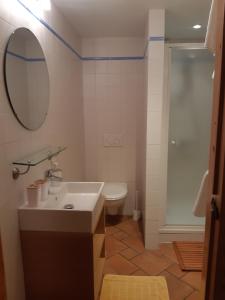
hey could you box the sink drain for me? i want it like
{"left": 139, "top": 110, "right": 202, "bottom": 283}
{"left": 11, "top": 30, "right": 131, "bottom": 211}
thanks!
{"left": 63, "top": 204, "right": 74, "bottom": 210}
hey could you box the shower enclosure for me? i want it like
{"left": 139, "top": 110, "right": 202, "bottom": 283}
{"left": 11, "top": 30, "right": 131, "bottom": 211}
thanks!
{"left": 165, "top": 45, "right": 214, "bottom": 227}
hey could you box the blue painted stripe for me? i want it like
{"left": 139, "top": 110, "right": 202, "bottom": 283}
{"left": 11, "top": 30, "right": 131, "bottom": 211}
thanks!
{"left": 7, "top": 51, "right": 45, "bottom": 62}
{"left": 17, "top": 0, "right": 165, "bottom": 61}
{"left": 17, "top": 0, "right": 82, "bottom": 60}
{"left": 83, "top": 56, "right": 144, "bottom": 61}
{"left": 143, "top": 36, "right": 165, "bottom": 58}
{"left": 149, "top": 36, "right": 165, "bottom": 41}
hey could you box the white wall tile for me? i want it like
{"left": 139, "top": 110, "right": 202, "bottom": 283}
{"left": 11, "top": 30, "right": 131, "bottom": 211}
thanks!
{"left": 145, "top": 219, "right": 160, "bottom": 234}
{"left": 108, "top": 61, "right": 121, "bottom": 74}
{"left": 95, "top": 61, "right": 108, "bottom": 74}
{"left": 148, "top": 175, "right": 161, "bottom": 191}
{"left": 148, "top": 93, "right": 163, "bottom": 112}
{"left": 145, "top": 205, "right": 160, "bottom": 220}
{"left": 144, "top": 9, "right": 165, "bottom": 249}
{"left": 148, "top": 73, "right": 163, "bottom": 94}
{"left": 83, "top": 61, "right": 96, "bottom": 75}
{"left": 148, "top": 43, "right": 164, "bottom": 60}
{"left": 0, "top": 2, "right": 85, "bottom": 299}
{"left": 147, "top": 111, "right": 162, "bottom": 145}
{"left": 82, "top": 37, "right": 145, "bottom": 215}
{"left": 147, "top": 145, "right": 161, "bottom": 160}
{"left": 145, "top": 190, "right": 162, "bottom": 207}
{"left": 145, "top": 233, "right": 159, "bottom": 249}
{"left": 146, "top": 158, "right": 161, "bottom": 176}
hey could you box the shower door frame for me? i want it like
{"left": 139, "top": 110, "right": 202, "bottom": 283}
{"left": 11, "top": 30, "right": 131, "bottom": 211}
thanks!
{"left": 160, "top": 43, "right": 209, "bottom": 241}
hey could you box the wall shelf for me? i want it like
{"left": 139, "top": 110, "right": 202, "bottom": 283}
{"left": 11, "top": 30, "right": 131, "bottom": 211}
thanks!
{"left": 12, "top": 146, "right": 66, "bottom": 179}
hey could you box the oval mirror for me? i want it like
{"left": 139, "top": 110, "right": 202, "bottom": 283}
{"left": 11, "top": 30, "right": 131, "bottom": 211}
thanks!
{"left": 4, "top": 28, "right": 49, "bottom": 130}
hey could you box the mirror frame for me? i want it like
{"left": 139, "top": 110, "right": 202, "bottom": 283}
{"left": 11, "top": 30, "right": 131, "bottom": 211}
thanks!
{"left": 3, "top": 27, "right": 50, "bottom": 131}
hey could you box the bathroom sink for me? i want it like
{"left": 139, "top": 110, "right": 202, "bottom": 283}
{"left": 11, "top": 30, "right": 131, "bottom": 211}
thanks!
{"left": 46, "top": 182, "right": 104, "bottom": 210}
{"left": 18, "top": 182, "right": 104, "bottom": 233}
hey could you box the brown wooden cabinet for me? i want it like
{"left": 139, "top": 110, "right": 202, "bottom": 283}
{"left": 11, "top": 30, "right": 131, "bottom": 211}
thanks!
{"left": 20, "top": 208, "right": 105, "bottom": 300}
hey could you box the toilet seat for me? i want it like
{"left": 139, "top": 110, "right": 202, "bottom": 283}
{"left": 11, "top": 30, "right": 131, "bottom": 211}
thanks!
{"left": 102, "top": 183, "right": 128, "bottom": 201}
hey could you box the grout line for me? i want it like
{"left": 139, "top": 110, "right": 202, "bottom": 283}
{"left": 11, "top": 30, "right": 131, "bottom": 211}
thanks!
{"left": 160, "top": 269, "right": 200, "bottom": 296}
{"left": 119, "top": 247, "right": 140, "bottom": 260}
{"left": 130, "top": 268, "right": 147, "bottom": 276}
{"left": 130, "top": 253, "right": 175, "bottom": 275}
{"left": 106, "top": 220, "right": 201, "bottom": 298}
{"left": 165, "top": 263, "right": 187, "bottom": 279}
{"left": 180, "top": 275, "right": 202, "bottom": 291}
{"left": 184, "top": 290, "right": 198, "bottom": 299}
{"left": 117, "top": 253, "right": 139, "bottom": 273}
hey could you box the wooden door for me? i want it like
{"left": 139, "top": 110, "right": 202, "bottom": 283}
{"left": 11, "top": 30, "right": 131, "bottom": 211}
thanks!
{"left": 203, "top": 0, "right": 225, "bottom": 299}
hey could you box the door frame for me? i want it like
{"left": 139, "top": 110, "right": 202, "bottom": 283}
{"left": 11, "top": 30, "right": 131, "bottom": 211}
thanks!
{"left": 0, "top": 236, "right": 6, "bottom": 300}
{"left": 203, "top": 0, "right": 225, "bottom": 299}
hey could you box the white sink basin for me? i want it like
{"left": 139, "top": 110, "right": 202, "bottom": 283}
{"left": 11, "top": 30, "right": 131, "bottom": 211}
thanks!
{"left": 45, "top": 182, "right": 104, "bottom": 210}
{"left": 18, "top": 182, "right": 104, "bottom": 233}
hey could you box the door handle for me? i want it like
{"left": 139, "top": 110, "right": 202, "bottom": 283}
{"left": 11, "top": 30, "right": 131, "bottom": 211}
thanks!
{"left": 211, "top": 195, "right": 219, "bottom": 220}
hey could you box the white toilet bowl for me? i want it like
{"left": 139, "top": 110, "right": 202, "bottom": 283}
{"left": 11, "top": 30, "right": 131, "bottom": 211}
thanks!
{"left": 102, "top": 183, "right": 128, "bottom": 215}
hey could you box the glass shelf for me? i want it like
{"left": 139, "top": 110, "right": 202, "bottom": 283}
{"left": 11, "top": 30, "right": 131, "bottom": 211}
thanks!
{"left": 13, "top": 146, "right": 66, "bottom": 166}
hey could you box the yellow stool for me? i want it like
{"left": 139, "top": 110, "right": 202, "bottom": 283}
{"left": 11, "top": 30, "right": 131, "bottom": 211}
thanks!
{"left": 100, "top": 274, "right": 170, "bottom": 300}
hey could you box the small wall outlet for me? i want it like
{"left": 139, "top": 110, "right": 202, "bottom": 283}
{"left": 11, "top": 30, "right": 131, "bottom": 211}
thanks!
{"left": 104, "top": 133, "right": 124, "bottom": 147}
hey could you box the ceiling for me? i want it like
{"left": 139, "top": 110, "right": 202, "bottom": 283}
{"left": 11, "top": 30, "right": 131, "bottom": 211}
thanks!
{"left": 52, "top": 0, "right": 211, "bottom": 40}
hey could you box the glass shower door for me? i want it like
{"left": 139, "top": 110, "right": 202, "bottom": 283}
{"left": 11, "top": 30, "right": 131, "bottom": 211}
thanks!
{"left": 166, "top": 48, "right": 214, "bottom": 225}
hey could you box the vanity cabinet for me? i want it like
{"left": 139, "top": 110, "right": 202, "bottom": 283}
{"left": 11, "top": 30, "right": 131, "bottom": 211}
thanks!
{"left": 20, "top": 207, "right": 105, "bottom": 300}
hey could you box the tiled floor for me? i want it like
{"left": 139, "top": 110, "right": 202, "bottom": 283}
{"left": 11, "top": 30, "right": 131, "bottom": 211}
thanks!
{"left": 104, "top": 217, "right": 201, "bottom": 300}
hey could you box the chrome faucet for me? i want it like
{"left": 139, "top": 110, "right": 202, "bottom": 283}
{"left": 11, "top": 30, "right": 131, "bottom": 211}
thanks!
{"left": 45, "top": 163, "right": 63, "bottom": 183}
{"left": 45, "top": 168, "right": 62, "bottom": 181}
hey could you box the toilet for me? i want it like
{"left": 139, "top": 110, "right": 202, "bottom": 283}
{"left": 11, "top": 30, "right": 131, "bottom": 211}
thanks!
{"left": 102, "top": 183, "right": 128, "bottom": 215}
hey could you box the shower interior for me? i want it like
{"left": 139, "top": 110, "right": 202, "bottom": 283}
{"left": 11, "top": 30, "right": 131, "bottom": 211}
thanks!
{"left": 165, "top": 44, "right": 214, "bottom": 228}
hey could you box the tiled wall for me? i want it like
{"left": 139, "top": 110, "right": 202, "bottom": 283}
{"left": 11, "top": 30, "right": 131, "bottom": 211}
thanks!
{"left": 0, "top": 2, "right": 166, "bottom": 297}
{"left": 144, "top": 10, "right": 165, "bottom": 249}
{"left": 0, "top": 1, "right": 84, "bottom": 299}
{"left": 82, "top": 37, "right": 145, "bottom": 215}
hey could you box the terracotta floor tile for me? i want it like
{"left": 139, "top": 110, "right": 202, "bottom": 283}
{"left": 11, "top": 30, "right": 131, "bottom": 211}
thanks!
{"left": 103, "top": 262, "right": 117, "bottom": 275}
{"left": 104, "top": 254, "right": 138, "bottom": 275}
{"left": 120, "top": 247, "right": 138, "bottom": 260}
{"left": 160, "top": 271, "right": 194, "bottom": 300}
{"left": 105, "top": 225, "right": 120, "bottom": 235}
{"left": 105, "top": 236, "right": 127, "bottom": 257}
{"left": 185, "top": 290, "right": 201, "bottom": 300}
{"left": 131, "top": 269, "right": 149, "bottom": 276}
{"left": 113, "top": 231, "right": 129, "bottom": 241}
{"left": 131, "top": 251, "right": 172, "bottom": 275}
{"left": 122, "top": 236, "right": 145, "bottom": 253}
{"left": 160, "top": 243, "right": 178, "bottom": 263}
{"left": 145, "top": 247, "right": 165, "bottom": 257}
{"left": 166, "top": 263, "right": 187, "bottom": 278}
{"left": 116, "top": 219, "right": 142, "bottom": 237}
{"left": 104, "top": 217, "right": 202, "bottom": 300}
{"left": 182, "top": 272, "right": 202, "bottom": 290}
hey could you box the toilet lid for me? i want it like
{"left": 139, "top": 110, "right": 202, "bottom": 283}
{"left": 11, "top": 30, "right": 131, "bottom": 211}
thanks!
{"left": 102, "top": 183, "right": 128, "bottom": 201}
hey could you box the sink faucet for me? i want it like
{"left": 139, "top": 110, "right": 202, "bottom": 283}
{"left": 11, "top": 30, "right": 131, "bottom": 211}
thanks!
{"left": 45, "top": 162, "right": 63, "bottom": 184}
{"left": 45, "top": 168, "right": 63, "bottom": 182}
